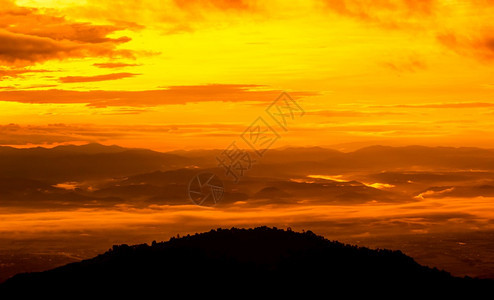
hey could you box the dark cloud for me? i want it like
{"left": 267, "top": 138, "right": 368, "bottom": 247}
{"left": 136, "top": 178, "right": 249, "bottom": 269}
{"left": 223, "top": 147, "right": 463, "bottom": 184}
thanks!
{"left": 0, "top": 29, "right": 132, "bottom": 65}
{"left": 0, "top": 1, "right": 133, "bottom": 65}
{"left": 437, "top": 32, "right": 494, "bottom": 61}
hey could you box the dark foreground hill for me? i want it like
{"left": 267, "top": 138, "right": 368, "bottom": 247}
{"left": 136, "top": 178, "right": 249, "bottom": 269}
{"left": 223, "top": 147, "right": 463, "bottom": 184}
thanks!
{"left": 1, "top": 227, "right": 492, "bottom": 295}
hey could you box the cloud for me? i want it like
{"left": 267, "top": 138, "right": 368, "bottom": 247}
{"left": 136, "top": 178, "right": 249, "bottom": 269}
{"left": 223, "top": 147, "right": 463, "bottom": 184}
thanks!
{"left": 320, "top": 0, "right": 494, "bottom": 62}
{"left": 67, "top": 0, "right": 265, "bottom": 38}
{"left": 437, "top": 32, "right": 494, "bottom": 62}
{"left": 59, "top": 72, "right": 139, "bottom": 83}
{"left": 0, "top": 123, "right": 126, "bottom": 145}
{"left": 98, "top": 108, "right": 153, "bottom": 115}
{"left": 173, "top": 0, "right": 256, "bottom": 11}
{"left": 2, "top": 15, "right": 130, "bottom": 44}
{"left": 415, "top": 185, "right": 494, "bottom": 199}
{"left": 0, "top": 30, "right": 78, "bottom": 64}
{"left": 415, "top": 187, "right": 455, "bottom": 199}
{"left": 0, "top": 68, "right": 49, "bottom": 79}
{"left": 0, "top": 1, "right": 133, "bottom": 65}
{"left": 0, "top": 29, "right": 133, "bottom": 65}
{"left": 320, "top": 0, "right": 436, "bottom": 29}
{"left": 93, "top": 63, "right": 139, "bottom": 69}
{"left": 371, "top": 102, "right": 494, "bottom": 109}
{"left": 0, "top": 122, "right": 254, "bottom": 146}
{"left": 305, "top": 110, "right": 404, "bottom": 117}
{"left": 0, "top": 84, "right": 316, "bottom": 107}
{"left": 381, "top": 55, "right": 427, "bottom": 73}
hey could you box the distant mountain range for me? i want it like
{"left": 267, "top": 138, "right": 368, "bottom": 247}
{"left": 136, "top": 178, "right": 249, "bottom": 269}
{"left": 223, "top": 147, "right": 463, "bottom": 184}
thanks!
{"left": 1, "top": 227, "right": 491, "bottom": 295}
{"left": 2, "top": 143, "right": 494, "bottom": 208}
{"left": 3, "top": 143, "right": 494, "bottom": 181}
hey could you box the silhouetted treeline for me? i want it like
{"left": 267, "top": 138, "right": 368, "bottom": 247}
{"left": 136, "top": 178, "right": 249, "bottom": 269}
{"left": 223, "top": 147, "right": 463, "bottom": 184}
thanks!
{"left": 1, "top": 227, "right": 492, "bottom": 296}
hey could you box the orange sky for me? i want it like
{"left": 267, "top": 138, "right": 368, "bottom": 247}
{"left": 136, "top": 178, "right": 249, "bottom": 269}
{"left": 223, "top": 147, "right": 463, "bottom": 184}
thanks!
{"left": 1, "top": 0, "right": 494, "bottom": 151}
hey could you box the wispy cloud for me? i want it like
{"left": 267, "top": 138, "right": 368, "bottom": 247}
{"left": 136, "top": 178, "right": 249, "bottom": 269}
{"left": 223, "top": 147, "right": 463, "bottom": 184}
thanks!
{"left": 370, "top": 102, "right": 494, "bottom": 109}
{"left": 59, "top": 72, "right": 139, "bottom": 83}
{"left": 0, "top": 68, "right": 49, "bottom": 79}
{"left": 93, "top": 62, "right": 139, "bottom": 69}
{"left": 319, "top": 0, "right": 436, "bottom": 29}
{"left": 0, "top": 84, "right": 316, "bottom": 107}
{"left": 320, "top": 0, "right": 494, "bottom": 61}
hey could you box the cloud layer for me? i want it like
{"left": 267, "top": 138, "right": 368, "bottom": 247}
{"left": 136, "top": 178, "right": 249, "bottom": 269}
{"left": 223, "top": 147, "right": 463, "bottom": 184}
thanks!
{"left": 0, "top": 84, "right": 315, "bottom": 107}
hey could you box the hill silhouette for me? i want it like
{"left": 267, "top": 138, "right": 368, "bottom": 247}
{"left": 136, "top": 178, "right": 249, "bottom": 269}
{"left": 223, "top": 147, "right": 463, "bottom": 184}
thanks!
{"left": 1, "top": 227, "right": 492, "bottom": 295}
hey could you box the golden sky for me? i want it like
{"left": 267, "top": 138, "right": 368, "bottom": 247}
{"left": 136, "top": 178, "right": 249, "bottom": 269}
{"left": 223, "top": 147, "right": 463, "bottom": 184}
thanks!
{"left": 1, "top": 0, "right": 494, "bottom": 150}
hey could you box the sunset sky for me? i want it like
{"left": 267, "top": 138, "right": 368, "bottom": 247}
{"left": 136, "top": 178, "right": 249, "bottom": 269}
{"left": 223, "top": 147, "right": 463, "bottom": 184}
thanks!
{"left": 4, "top": 1, "right": 494, "bottom": 282}
{"left": 1, "top": 0, "right": 493, "bottom": 151}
